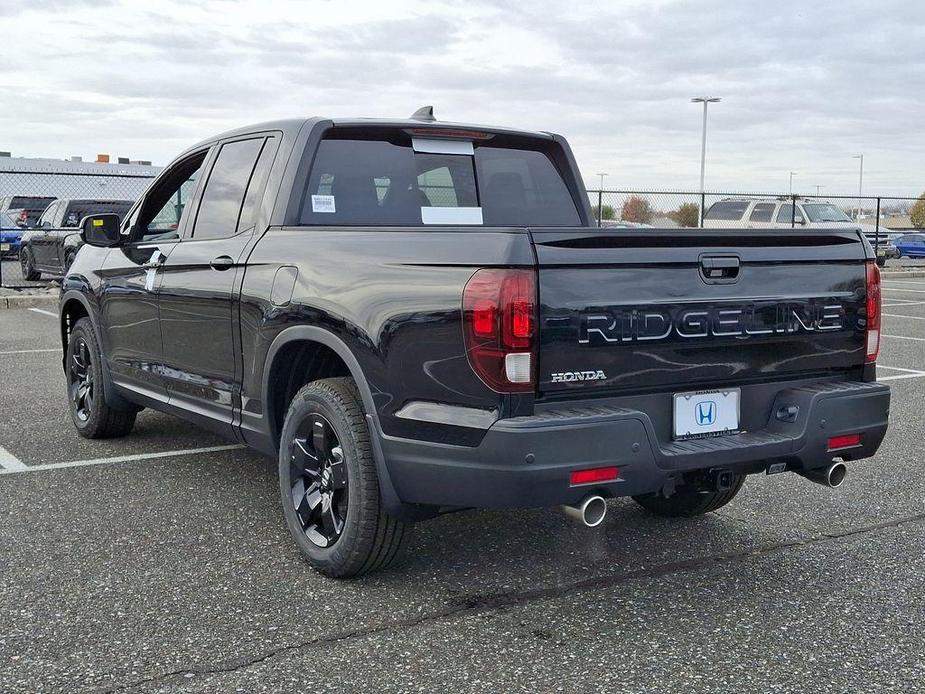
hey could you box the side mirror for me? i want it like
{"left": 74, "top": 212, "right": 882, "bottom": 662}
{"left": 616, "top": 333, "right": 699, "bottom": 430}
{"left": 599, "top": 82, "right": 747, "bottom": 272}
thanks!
{"left": 81, "top": 214, "right": 122, "bottom": 247}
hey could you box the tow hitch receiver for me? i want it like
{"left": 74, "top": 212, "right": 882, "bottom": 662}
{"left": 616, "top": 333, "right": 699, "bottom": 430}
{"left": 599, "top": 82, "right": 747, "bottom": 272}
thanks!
{"left": 712, "top": 469, "right": 734, "bottom": 491}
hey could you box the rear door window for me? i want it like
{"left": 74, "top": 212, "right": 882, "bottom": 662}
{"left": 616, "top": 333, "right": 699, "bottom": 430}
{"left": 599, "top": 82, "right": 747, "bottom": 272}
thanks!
{"left": 192, "top": 138, "right": 265, "bottom": 240}
{"left": 704, "top": 200, "right": 749, "bottom": 221}
{"left": 748, "top": 203, "right": 775, "bottom": 222}
{"left": 776, "top": 205, "right": 805, "bottom": 224}
{"left": 300, "top": 134, "right": 580, "bottom": 226}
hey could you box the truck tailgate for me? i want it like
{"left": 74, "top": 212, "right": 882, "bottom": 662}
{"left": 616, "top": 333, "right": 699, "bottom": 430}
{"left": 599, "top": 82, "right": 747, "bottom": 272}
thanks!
{"left": 532, "top": 228, "right": 870, "bottom": 397}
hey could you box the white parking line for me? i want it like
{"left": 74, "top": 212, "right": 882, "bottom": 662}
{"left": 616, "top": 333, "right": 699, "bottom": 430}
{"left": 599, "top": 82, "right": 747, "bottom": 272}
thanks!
{"left": 0, "top": 348, "right": 58, "bottom": 355}
{"left": 883, "top": 334, "right": 925, "bottom": 343}
{"left": 880, "top": 372, "right": 925, "bottom": 382}
{"left": 878, "top": 365, "right": 925, "bottom": 374}
{"left": 883, "top": 313, "right": 925, "bottom": 321}
{"left": 28, "top": 308, "right": 57, "bottom": 318}
{"left": 883, "top": 288, "right": 925, "bottom": 294}
{"left": 0, "top": 445, "right": 28, "bottom": 471}
{"left": 884, "top": 301, "right": 925, "bottom": 308}
{"left": 0, "top": 444, "right": 245, "bottom": 475}
{"left": 883, "top": 280, "right": 925, "bottom": 287}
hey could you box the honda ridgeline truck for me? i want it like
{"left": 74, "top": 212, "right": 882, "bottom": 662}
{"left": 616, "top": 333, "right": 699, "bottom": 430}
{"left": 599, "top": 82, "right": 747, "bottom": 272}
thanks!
{"left": 61, "top": 109, "right": 890, "bottom": 577}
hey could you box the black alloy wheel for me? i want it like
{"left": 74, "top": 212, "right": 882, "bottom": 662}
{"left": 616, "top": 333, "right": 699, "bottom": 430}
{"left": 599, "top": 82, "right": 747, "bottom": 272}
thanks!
{"left": 21, "top": 248, "right": 40, "bottom": 281}
{"left": 68, "top": 336, "right": 95, "bottom": 422}
{"left": 289, "top": 413, "right": 349, "bottom": 548}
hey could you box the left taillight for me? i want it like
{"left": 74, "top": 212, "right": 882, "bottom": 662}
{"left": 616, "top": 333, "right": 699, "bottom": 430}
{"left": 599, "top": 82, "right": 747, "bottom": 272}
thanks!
{"left": 865, "top": 260, "right": 881, "bottom": 363}
{"left": 462, "top": 268, "right": 536, "bottom": 393}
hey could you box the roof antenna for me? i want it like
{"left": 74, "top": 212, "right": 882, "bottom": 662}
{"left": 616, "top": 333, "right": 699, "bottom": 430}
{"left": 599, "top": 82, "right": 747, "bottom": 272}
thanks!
{"left": 410, "top": 105, "right": 436, "bottom": 122}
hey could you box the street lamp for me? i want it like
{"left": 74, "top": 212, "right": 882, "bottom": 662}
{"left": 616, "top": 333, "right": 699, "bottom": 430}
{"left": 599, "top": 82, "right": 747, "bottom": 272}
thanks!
{"left": 852, "top": 154, "right": 864, "bottom": 220}
{"left": 691, "top": 97, "right": 721, "bottom": 194}
{"left": 814, "top": 185, "right": 823, "bottom": 196}
{"left": 789, "top": 171, "right": 797, "bottom": 195}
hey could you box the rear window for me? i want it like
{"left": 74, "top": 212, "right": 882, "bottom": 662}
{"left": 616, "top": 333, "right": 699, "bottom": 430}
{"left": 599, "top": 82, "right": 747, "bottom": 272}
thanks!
{"left": 300, "top": 132, "right": 580, "bottom": 226}
{"left": 62, "top": 201, "right": 132, "bottom": 227}
{"left": 704, "top": 200, "right": 750, "bottom": 221}
{"left": 748, "top": 203, "right": 775, "bottom": 222}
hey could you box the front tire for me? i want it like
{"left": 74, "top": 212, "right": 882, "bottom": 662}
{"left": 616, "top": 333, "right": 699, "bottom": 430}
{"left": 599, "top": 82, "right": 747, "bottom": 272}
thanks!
{"left": 20, "top": 248, "right": 41, "bottom": 281}
{"left": 279, "top": 377, "right": 411, "bottom": 578}
{"left": 632, "top": 474, "right": 745, "bottom": 517}
{"left": 67, "top": 318, "right": 137, "bottom": 438}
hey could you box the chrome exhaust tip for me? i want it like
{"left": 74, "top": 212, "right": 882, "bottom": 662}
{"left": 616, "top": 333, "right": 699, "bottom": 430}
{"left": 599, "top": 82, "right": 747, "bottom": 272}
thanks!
{"left": 799, "top": 462, "right": 848, "bottom": 488}
{"left": 562, "top": 495, "right": 607, "bottom": 527}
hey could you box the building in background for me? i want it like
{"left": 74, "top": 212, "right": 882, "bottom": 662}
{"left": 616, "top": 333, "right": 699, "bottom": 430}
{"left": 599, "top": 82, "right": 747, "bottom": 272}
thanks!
{"left": 0, "top": 152, "right": 161, "bottom": 202}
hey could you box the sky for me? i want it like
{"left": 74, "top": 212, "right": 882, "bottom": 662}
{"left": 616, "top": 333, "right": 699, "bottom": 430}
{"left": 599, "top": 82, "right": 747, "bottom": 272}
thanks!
{"left": 2, "top": 0, "right": 924, "bottom": 196}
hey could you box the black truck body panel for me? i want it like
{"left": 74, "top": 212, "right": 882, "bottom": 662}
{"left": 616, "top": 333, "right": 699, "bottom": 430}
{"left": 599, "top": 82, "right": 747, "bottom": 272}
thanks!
{"left": 59, "top": 115, "right": 889, "bottom": 518}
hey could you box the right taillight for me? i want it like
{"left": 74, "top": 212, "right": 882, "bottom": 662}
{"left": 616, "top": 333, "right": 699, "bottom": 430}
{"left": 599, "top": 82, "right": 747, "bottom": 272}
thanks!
{"left": 462, "top": 268, "right": 536, "bottom": 393}
{"left": 865, "top": 260, "right": 881, "bottom": 364}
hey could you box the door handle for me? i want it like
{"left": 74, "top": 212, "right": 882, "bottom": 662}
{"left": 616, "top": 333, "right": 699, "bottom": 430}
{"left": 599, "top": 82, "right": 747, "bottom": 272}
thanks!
{"left": 210, "top": 255, "right": 235, "bottom": 271}
{"left": 700, "top": 254, "right": 740, "bottom": 283}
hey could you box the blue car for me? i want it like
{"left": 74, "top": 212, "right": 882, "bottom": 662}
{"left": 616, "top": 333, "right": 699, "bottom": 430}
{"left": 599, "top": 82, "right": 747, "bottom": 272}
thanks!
{"left": 0, "top": 210, "right": 23, "bottom": 257}
{"left": 895, "top": 233, "right": 925, "bottom": 258}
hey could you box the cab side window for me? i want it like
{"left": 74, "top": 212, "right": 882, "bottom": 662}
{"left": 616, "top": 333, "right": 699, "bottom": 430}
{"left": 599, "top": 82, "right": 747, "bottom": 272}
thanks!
{"left": 191, "top": 138, "right": 267, "bottom": 240}
{"left": 134, "top": 151, "right": 208, "bottom": 241}
{"left": 749, "top": 203, "right": 775, "bottom": 222}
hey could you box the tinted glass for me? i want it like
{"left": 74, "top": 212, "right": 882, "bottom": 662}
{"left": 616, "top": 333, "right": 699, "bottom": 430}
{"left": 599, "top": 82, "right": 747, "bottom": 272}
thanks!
{"left": 776, "top": 205, "right": 805, "bottom": 223}
{"left": 62, "top": 200, "right": 132, "bottom": 227}
{"left": 300, "top": 136, "right": 579, "bottom": 226}
{"left": 193, "top": 138, "right": 265, "bottom": 240}
{"left": 748, "top": 203, "right": 775, "bottom": 222}
{"left": 141, "top": 152, "right": 207, "bottom": 238}
{"left": 38, "top": 202, "right": 59, "bottom": 227}
{"left": 704, "top": 200, "right": 749, "bottom": 220}
{"left": 237, "top": 137, "right": 277, "bottom": 233}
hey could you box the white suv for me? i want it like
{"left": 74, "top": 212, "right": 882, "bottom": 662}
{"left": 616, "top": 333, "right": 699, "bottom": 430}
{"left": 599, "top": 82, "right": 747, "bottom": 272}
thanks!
{"left": 703, "top": 197, "right": 899, "bottom": 264}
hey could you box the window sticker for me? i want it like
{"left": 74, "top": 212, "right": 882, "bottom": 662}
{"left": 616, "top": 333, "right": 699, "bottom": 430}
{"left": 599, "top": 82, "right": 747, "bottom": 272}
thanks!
{"left": 420, "top": 206, "right": 483, "bottom": 225}
{"left": 311, "top": 194, "right": 336, "bottom": 213}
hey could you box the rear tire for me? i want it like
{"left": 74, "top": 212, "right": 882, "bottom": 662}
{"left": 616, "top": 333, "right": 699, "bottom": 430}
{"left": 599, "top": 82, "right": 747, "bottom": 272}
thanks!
{"left": 278, "top": 377, "right": 411, "bottom": 578}
{"left": 632, "top": 474, "right": 745, "bottom": 517}
{"left": 20, "top": 248, "right": 41, "bottom": 281}
{"left": 66, "top": 318, "right": 137, "bottom": 438}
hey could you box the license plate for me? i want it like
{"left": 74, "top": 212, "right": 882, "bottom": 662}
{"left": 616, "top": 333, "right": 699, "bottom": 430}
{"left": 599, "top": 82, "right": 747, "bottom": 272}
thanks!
{"left": 673, "top": 388, "right": 740, "bottom": 439}
{"left": 0, "top": 243, "right": 9, "bottom": 252}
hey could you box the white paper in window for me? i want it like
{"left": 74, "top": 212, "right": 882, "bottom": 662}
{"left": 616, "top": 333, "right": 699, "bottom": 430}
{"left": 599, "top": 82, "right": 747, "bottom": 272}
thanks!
{"left": 311, "top": 195, "right": 336, "bottom": 213}
{"left": 421, "top": 207, "right": 483, "bottom": 225}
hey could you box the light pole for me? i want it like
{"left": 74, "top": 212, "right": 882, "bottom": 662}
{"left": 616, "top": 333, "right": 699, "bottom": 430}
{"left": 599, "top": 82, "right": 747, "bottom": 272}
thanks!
{"left": 814, "top": 185, "right": 823, "bottom": 196}
{"left": 789, "top": 171, "right": 797, "bottom": 195}
{"left": 691, "top": 97, "right": 721, "bottom": 194}
{"left": 853, "top": 154, "right": 864, "bottom": 220}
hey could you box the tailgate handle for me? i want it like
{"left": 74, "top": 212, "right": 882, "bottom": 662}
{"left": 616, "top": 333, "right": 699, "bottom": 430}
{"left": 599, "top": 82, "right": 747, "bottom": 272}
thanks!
{"left": 700, "top": 255, "right": 740, "bottom": 283}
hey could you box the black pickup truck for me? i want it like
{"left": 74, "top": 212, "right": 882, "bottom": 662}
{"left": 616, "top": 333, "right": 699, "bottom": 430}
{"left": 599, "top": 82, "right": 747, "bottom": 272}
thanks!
{"left": 61, "top": 110, "right": 890, "bottom": 577}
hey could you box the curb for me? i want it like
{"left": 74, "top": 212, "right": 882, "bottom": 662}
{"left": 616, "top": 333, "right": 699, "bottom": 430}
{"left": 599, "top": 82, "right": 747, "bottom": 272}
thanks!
{"left": 1, "top": 295, "right": 59, "bottom": 311}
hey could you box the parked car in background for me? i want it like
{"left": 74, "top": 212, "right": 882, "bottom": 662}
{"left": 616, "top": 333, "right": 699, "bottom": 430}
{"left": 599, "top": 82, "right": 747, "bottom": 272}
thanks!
{"left": 894, "top": 233, "right": 925, "bottom": 258}
{"left": 704, "top": 197, "right": 899, "bottom": 266}
{"left": 0, "top": 210, "right": 24, "bottom": 257}
{"left": 19, "top": 198, "right": 133, "bottom": 280}
{"left": 0, "top": 195, "right": 56, "bottom": 228}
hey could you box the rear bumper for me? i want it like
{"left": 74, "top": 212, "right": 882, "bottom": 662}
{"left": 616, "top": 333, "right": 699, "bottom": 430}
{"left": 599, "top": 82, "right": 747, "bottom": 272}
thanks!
{"left": 379, "top": 380, "right": 890, "bottom": 509}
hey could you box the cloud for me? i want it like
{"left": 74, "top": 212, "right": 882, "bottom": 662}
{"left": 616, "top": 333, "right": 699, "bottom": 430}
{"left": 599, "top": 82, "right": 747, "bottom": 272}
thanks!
{"left": 1, "top": 0, "right": 923, "bottom": 195}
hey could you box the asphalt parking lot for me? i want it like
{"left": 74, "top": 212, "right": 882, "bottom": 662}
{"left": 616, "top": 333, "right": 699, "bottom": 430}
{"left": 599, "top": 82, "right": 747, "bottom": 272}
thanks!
{"left": 1, "top": 280, "right": 925, "bottom": 693}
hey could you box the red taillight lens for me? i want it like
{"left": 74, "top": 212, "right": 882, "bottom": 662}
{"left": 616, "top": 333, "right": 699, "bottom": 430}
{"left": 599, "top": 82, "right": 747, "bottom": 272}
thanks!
{"left": 828, "top": 433, "right": 861, "bottom": 451}
{"left": 570, "top": 466, "right": 619, "bottom": 486}
{"left": 865, "top": 260, "right": 881, "bottom": 363}
{"left": 462, "top": 268, "right": 536, "bottom": 392}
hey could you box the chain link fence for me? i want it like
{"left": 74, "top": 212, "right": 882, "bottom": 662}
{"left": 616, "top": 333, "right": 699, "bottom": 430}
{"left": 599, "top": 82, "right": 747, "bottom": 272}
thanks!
{"left": 1, "top": 169, "right": 922, "bottom": 287}
{"left": 1, "top": 170, "right": 155, "bottom": 287}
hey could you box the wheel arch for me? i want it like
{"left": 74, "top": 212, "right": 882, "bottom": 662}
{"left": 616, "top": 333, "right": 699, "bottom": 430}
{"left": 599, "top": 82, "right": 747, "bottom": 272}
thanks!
{"left": 60, "top": 290, "right": 136, "bottom": 412}
{"left": 262, "top": 326, "right": 432, "bottom": 521}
